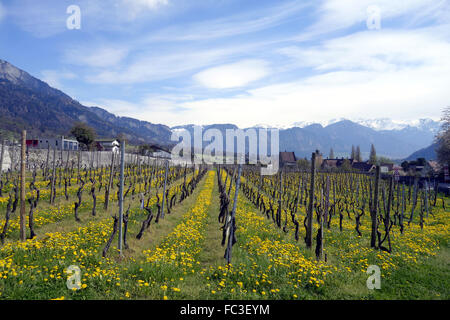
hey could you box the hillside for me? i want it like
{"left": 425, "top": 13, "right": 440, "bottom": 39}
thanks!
{"left": 404, "top": 143, "right": 438, "bottom": 161}
{"left": 0, "top": 59, "right": 172, "bottom": 146}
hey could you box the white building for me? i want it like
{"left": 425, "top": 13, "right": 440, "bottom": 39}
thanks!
{"left": 26, "top": 136, "right": 79, "bottom": 150}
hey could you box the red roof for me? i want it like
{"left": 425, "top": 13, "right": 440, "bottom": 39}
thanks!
{"left": 279, "top": 152, "right": 296, "bottom": 164}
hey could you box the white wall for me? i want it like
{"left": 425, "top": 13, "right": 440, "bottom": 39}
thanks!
{"left": 0, "top": 144, "right": 171, "bottom": 171}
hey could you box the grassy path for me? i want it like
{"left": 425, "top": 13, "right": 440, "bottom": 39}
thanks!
{"left": 118, "top": 171, "right": 216, "bottom": 300}
{"left": 196, "top": 174, "right": 224, "bottom": 268}
{"left": 123, "top": 174, "right": 209, "bottom": 261}
{"left": 161, "top": 172, "right": 227, "bottom": 299}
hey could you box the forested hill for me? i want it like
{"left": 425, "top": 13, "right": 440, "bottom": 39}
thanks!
{"left": 0, "top": 59, "right": 172, "bottom": 145}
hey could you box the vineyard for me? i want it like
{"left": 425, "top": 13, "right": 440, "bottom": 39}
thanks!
{"left": 0, "top": 147, "right": 448, "bottom": 300}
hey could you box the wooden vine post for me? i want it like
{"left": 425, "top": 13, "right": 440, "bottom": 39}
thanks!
{"left": 19, "top": 130, "right": 27, "bottom": 241}
{"left": 0, "top": 138, "right": 4, "bottom": 183}
{"left": 104, "top": 150, "right": 116, "bottom": 210}
{"left": 160, "top": 159, "right": 169, "bottom": 219}
{"left": 50, "top": 147, "right": 56, "bottom": 205}
{"left": 306, "top": 152, "right": 316, "bottom": 249}
{"left": 118, "top": 140, "right": 125, "bottom": 256}
{"left": 370, "top": 165, "right": 380, "bottom": 248}
{"left": 277, "top": 167, "right": 283, "bottom": 228}
{"left": 225, "top": 163, "right": 242, "bottom": 265}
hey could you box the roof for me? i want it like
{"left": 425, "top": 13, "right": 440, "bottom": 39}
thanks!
{"left": 352, "top": 162, "right": 376, "bottom": 172}
{"left": 149, "top": 144, "right": 171, "bottom": 153}
{"left": 96, "top": 139, "right": 118, "bottom": 143}
{"left": 322, "top": 158, "right": 355, "bottom": 168}
{"left": 279, "top": 152, "right": 296, "bottom": 164}
{"left": 322, "top": 159, "right": 338, "bottom": 168}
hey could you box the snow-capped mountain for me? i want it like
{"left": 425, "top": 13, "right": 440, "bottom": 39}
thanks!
{"left": 354, "top": 118, "right": 441, "bottom": 132}
{"left": 266, "top": 118, "right": 441, "bottom": 132}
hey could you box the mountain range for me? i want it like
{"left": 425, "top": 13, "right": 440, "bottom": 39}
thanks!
{"left": 0, "top": 59, "right": 442, "bottom": 160}
{"left": 173, "top": 120, "right": 440, "bottom": 160}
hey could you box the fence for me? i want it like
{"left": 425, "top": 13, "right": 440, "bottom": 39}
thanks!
{"left": 0, "top": 143, "right": 176, "bottom": 172}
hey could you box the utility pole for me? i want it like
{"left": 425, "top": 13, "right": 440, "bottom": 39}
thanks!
{"left": 20, "top": 130, "right": 27, "bottom": 241}
{"left": 118, "top": 140, "right": 125, "bottom": 256}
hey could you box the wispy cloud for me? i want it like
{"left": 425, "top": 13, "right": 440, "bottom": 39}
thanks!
{"left": 296, "top": 0, "right": 449, "bottom": 41}
{"left": 6, "top": 0, "right": 67, "bottom": 38}
{"left": 280, "top": 27, "right": 450, "bottom": 72}
{"left": 5, "top": 0, "right": 172, "bottom": 38}
{"left": 41, "top": 69, "right": 77, "bottom": 92}
{"left": 121, "top": 0, "right": 170, "bottom": 20}
{"left": 146, "top": 0, "right": 312, "bottom": 42}
{"left": 85, "top": 42, "right": 267, "bottom": 84}
{"left": 64, "top": 46, "right": 129, "bottom": 68}
{"left": 193, "top": 59, "right": 270, "bottom": 89}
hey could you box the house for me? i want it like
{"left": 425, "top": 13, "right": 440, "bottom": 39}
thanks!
{"left": 380, "top": 162, "right": 394, "bottom": 173}
{"left": 414, "top": 161, "right": 441, "bottom": 177}
{"left": 321, "top": 159, "right": 339, "bottom": 169}
{"left": 321, "top": 158, "right": 356, "bottom": 170}
{"left": 352, "top": 162, "right": 376, "bottom": 173}
{"left": 95, "top": 139, "right": 119, "bottom": 151}
{"left": 279, "top": 151, "right": 297, "bottom": 168}
{"left": 26, "top": 136, "right": 79, "bottom": 151}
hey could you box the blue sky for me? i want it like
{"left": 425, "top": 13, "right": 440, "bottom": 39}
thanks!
{"left": 0, "top": 0, "right": 449, "bottom": 127}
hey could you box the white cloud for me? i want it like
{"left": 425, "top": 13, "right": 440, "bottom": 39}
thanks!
{"left": 122, "top": 0, "right": 169, "bottom": 10}
{"left": 89, "top": 96, "right": 182, "bottom": 126}
{"left": 86, "top": 44, "right": 260, "bottom": 84}
{"left": 6, "top": 0, "right": 67, "bottom": 38}
{"left": 193, "top": 60, "right": 270, "bottom": 89}
{"left": 280, "top": 28, "right": 450, "bottom": 72}
{"left": 147, "top": 1, "right": 311, "bottom": 42}
{"left": 121, "top": 0, "right": 169, "bottom": 19}
{"left": 5, "top": 0, "right": 171, "bottom": 37}
{"left": 65, "top": 46, "right": 129, "bottom": 68}
{"left": 41, "top": 70, "right": 77, "bottom": 89}
{"left": 297, "top": 0, "right": 449, "bottom": 41}
{"left": 167, "top": 66, "right": 449, "bottom": 128}
{"left": 94, "top": 27, "right": 450, "bottom": 128}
